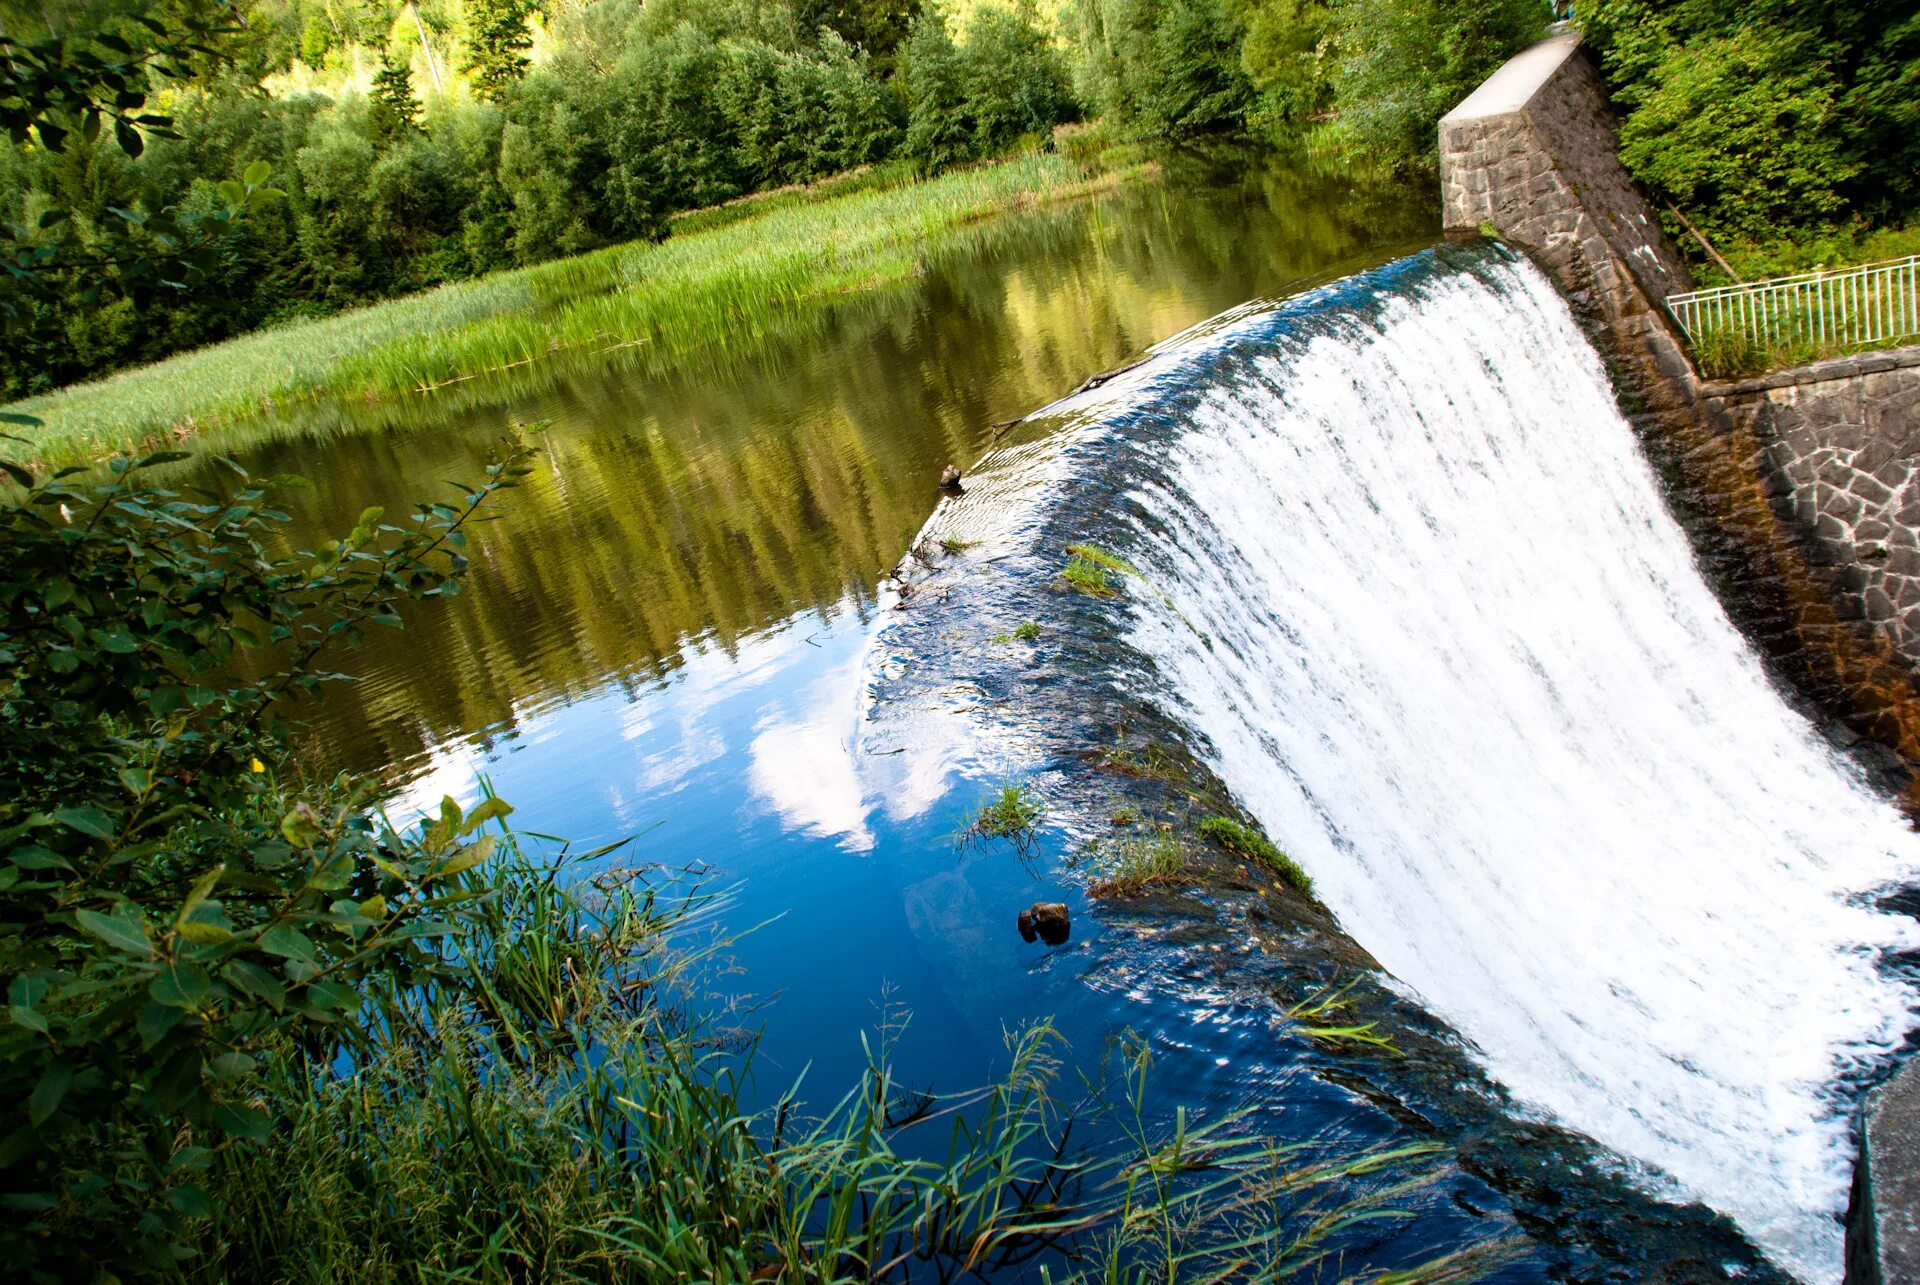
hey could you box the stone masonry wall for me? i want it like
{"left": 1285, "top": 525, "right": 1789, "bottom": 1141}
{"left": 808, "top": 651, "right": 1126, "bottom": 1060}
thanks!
{"left": 1703, "top": 352, "right": 1920, "bottom": 666}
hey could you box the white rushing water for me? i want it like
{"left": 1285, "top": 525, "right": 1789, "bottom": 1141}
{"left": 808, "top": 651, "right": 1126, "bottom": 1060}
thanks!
{"left": 1118, "top": 253, "right": 1920, "bottom": 1283}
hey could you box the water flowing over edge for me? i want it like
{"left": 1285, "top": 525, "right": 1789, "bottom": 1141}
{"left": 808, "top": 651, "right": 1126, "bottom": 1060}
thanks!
{"left": 858, "top": 243, "right": 1920, "bottom": 1283}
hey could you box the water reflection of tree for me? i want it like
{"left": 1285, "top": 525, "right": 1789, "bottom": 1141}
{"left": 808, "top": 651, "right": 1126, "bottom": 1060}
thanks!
{"left": 215, "top": 154, "right": 1433, "bottom": 780}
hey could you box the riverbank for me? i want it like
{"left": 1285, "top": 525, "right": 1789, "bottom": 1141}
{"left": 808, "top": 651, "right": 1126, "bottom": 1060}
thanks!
{"left": 2, "top": 131, "right": 1151, "bottom": 470}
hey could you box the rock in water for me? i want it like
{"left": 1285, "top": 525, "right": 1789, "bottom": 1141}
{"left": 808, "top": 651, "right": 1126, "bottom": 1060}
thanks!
{"left": 1016, "top": 902, "right": 1071, "bottom": 945}
{"left": 939, "top": 464, "right": 965, "bottom": 492}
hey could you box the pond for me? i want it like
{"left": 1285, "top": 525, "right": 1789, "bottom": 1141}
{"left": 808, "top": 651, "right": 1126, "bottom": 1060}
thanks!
{"left": 188, "top": 147, "right": 1833, "bottom": 1281}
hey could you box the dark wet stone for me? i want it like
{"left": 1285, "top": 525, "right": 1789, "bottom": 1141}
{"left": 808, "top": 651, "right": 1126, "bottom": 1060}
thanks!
{"left": 1848, "top": 1059, "right": 1920, "bottom": 1284}
{"left": 1016, "top": 902, "right": 1070, "bottom": 945}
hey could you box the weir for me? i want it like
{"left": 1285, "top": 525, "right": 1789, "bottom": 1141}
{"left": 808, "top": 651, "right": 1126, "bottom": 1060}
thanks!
{"left": 885, "top": 244, "right": 1920, "bottom": 1282}
{"left": 1114, "top": 248, "right": 1920, "bottom": 1283}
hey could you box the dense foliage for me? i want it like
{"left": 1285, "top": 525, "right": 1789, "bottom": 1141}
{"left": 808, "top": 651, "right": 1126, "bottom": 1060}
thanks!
{"left": 1582, "top": 0, "right": 1920, "bottom": 271}
{"left": 0, "top": 0, "right": 1073, "bottom": 398}
{"left": 0, "top": 433, "right": 537, "bottom": 1274}
{"left": 1064, "top": 0, "right": 1544, "bottom": 159}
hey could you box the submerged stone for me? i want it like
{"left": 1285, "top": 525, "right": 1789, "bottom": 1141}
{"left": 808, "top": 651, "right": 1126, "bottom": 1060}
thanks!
{"left": 1016, "top": 902, "right": 1070, "bottom": 945}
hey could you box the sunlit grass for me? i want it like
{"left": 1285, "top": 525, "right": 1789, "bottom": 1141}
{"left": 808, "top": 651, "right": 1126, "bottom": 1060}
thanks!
{"left": 962, "top": 781, "right": 1044, "bottom": 853}
{"left": 1080, "top": 823, "right": 1189, "bottom": 896}
{"left": 1198, "top": 814, "right": 1314, "bottom": 897}
{"left": 5, "top": 144, "right": 1151, "bottom": 468}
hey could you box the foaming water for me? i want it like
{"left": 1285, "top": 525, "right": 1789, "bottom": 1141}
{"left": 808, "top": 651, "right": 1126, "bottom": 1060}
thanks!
{"left": 1064, "top": 247, "right": 1920, "bottom": 1281}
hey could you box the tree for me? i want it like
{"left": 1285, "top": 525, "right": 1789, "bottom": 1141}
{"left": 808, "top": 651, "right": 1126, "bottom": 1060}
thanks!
{"left": 900, "top": 12, "right": 973, "bottom": 172}
{"left": 1616, "top": 28, "right": 1859, "bottom": 240}
{"left": 465, "top": 0, "right": 534, "bottom": 103}
{"left": 370, "top": 51, "right": 421, "bottom": 143}
{"left": 797, "top": 0, "right": 924, "bottom": 66}
{"left": 1326, "top": 0, "right": 1545, "bottom": 172}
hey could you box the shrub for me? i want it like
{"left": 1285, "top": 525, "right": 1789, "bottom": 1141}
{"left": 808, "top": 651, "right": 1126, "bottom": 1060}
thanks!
{"left": 0, "top": 434, "right": 535, "bottom": 1276}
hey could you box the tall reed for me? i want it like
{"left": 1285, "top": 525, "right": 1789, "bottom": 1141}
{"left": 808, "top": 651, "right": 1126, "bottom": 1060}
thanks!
{"left": 191, "top": 827, "right": 1512, "bottom": 1282}
{"left": 6, "top": 147, "right": 1149, "bottom": 469}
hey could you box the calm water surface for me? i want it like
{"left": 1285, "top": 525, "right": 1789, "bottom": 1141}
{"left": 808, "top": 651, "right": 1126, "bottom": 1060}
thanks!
{"left": 189, "top": 151, "right": 1791, "bottom": 1279}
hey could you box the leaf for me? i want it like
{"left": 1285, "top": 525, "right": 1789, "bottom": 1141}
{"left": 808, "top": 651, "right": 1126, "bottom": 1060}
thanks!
{"left": 357, "top": 894, "right": 388, "bottom": 921}
{"left": 28, "top": 1061, "right": 72, "bottom": 1126}
{"left": 209, "top": 1052, "right": 256, "bottom": 1080}
{"left": 210, "top": 1102, "right": 271, "bottom": 1140}
{"left": 243, "top": 159, "right": 271, "bottom": 186}
{"left": 52, "top": 807, "right": 116, "bottom": 839}
{"left": 8, "top": 846, "right": 71, "bottom": 871}
{"left": 168, "top": 1183, "right": 214, "bottom": 1219}
{"left": 8, "top": 976, "right": 49, "bottom": 1036}
{"left": 279, "top": 807, "right": 321, "bottom": 849}
{"left": 304, "top": 980, "right": 360, "bottom": 1014}
{"left": 257, "top": 924, "right": 316, "bottom": 963}
{"left": 179, "top": 864, "right": 223, "bottom": 918}
{"left": 149, "top": 962, "right": 213, "bottom": 1010}
{"left": 114, "top": 118, "right": 143, "bottom": 157}
{"left": 462, "top": 796, "right": 514, "bottom": 834}
{"left": 136, "top": 1001, "right": 184, "bottom": 1048}
{"left": 75, "top": 907, "right": 153, "bottom": 959}
{"left": 221, "top": 960, "right": 285, "bottom": 1011}
{"left": 429, "top": 837, "right": 492, "bottom": 883}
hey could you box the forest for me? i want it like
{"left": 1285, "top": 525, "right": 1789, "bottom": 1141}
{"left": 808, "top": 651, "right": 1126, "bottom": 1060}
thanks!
{"left": 1, "top": 0, "right": 1549, "bottom": 398}
{"left": 8, "top": 1, "right": 1910, "bottom": 399}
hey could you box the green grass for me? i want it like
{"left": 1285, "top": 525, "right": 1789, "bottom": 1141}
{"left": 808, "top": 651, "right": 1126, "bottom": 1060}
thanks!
{"left": 1698, "top": 218, "right": 1920, "bottom": 287}
{"left": 1084, "top": 824, "right": 1190, "bottom": 896}
{"left": 1680, "top": 219, "right": 1920, "bottom": 377}
{"left": 940, "top": 535, "right": 980, "bottom": 555}
{"left": 991, "top": 618, "right": 1043, "bottom": 643}
{"left": 1199, "top": 815, "right": 1314, "bottom": 897}
{"left": 963, "top": 781, "right": 1044, "bottom": 851}
{"left": 1060, "top": 542, "right": 1140, "bottom": 598}
{"left": 1096, "top": 738, "right": 1189, "bottom": 783}
{"left": 1690, "top": 315, "right": 1917, "bottom": 379}
{"left": 3, "top": 143, "right": 1152, "bottom": 468}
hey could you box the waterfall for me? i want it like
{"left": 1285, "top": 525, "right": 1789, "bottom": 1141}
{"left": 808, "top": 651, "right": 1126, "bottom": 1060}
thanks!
{"left": 1045, "top": 246, "right": 1920, "bottom": 1282}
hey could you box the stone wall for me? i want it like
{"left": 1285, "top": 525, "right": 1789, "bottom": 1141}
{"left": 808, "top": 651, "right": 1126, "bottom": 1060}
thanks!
{"left": 1703, "top": 352, "right": 1920, "bottom": 666}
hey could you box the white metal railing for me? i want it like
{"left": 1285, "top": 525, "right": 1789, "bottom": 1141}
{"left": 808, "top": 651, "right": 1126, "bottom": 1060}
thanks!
{"left": 1666, "top": 255, "right": 1920, "bottom": 357}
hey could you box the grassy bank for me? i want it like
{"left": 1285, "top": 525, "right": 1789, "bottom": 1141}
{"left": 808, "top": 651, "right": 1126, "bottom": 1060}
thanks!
{"left": 4, "top": 135, "right": 1149, "bottom": 468}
